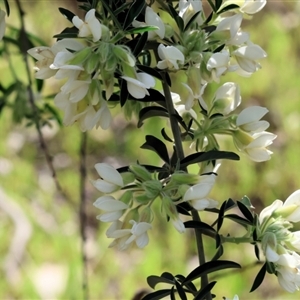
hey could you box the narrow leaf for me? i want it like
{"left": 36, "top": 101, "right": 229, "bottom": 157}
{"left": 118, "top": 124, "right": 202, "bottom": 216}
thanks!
{"left": 4, "top": 0, "right": 10, "bottom": 16}
{"left": 194, "top": 281, "right": 216, "bottom": 300}
{"left": 141, "top": 135, "right": 170, "bottom": 164}
{"left": 147, "top": 275, "right": 174, "bottom": 289}
{"left": 126, "top": 26, "right": 159, "bottom": 35}
{"left": 224, "top": 214, "right": 253, "bottom": 226}
{"left": 184, "top": 221, "right": 217, "bottom": 239}
{"left": 58, "top": 7, "right": 75, "bottom": 23}
{"left": 180, "top": 151, "right": 239, "bottom": 168}
{"left": 120, "top": 78, "right": 129, "bottom": 107}
{"left": 217, "top": 200, "right": 227, "bottom": 231}
{"left": 142, "top": 289, "right": 171, "bottom": 300}
{"left": 137, "top": 65, "right": 163, "bottom": 81}
{"left": 218, "top": 4, "right": 240, "bottom": 14}
{"left": 138, "top": 106, "right": 169, "bottom": 127}
{"left": 212, "top": 245, "right": 224, "bottom": 261}
{"left": 183, "top": 260, "right": 241, "bottom": 284}
{"left": 123, "top": 0, "right": 146, "bottom": 30}
{"left": 250, "top": 263, "right": 267, "bottom": 292}
{"left": 237, "top": 201, "right": 254, "bottom": 222}
{"left": 175, "top": 281, "right": 187, "bottom": 300}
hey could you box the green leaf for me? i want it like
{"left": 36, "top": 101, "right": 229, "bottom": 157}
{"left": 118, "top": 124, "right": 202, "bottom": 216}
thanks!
{"left": 126, "top": 25, "right": 159, "bottom": 35}
{"left": 212, "top": 245, "right": 224, "bottom": 261}
{"left": 184, "top": 10, "right": 202, "bottom": 31}
{"left": 254, "top": 243, "right": 260, "bottom": 261}
{"left": 142, "top": 289, "right": 171, "bottom": 300}
{"left": 184, "top": 221, "right": 217, "bottom": 239}
{"left": 250, "top": 263, "right": 267, "bottom": 292}
{"left": 168, "top": 4, "right": 184, "bottom": 32}
{"left": 141, "top": 135, "right": 170, "bottom": 164}
{"left": 58, "top": 7, "right": 75, "bottom": 23}
{"left": 132, "top": 89, "right": 166, "bottom": 104}
{"left": 123, "top": 0, "right": 146, "bottom": 30}
{"left": 237, "top": 200, "right": 254, "bottom": 222}
{"left": 4, "top": 0, "right": 10, "bottom": 16}
{"left": 120, "top": 78, "right": 129, "bottom": 107}
{"left": 53, "top": 27, "right": 78, "bottom": 40}
{"left": 175, "top": 280, "right": 187, "bottom": 300}
{"left": 130, "top": 32, "right": 148, "bottom": 56}
{"left": 161, "top": 128, "right": 173, "bottom": 143}
{"left": 217, "top": 200, "right": 227, "bottom": 232}
{"left": 176, "top": 202, "right": 192, "bottom": 216}
{"left": 183, "top": 260, "right": 241, "bottom": 284}
{"left": 138, "top": 106, "right": 169, "bottom": 128}
{"left": 218, "top": 4, "right": 240, "bottom": 14}
{"left": 147, "top": 275, "right": 174, "bottom": 289}
{"left": 137, "top": 65, "right": 163, "bottom": 82}
{"left": 180, "top": 150, "right": 239, "bottom": 168}
{"left": 224, "top": 214, "right": 253, "bottom": 226}
{"left": 215, "top": 0, "right": 222, "bottom": 11}
{"left": 100, "top": 1, "right": 122, "bottom": 30}
{"left": 194, "top": 281, "right": 216, "bottom": 300}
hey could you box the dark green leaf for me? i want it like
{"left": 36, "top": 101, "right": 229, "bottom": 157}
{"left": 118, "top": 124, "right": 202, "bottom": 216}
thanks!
{"left": 203, "top": 11, "right": 213, "bottom": 25}
{"left": 194, "top": 281, "right": 216, "bottom": 300}
{"left": 184, "top": 10, "right": 202, "bottom": 31}
{"left": 183, "top": 260, "right": 241, "bottom": 284}
{"left": 53, "top": 27, "right": 78, "bottom": 40}
{"left": 215, "top": 0, "right": 222, "bottom": 11}
{"left": 218, "top": 4, "right": 240, "bottom": 14}
{"left": 254, "top": 243, "right": 260, "bottom": 261}
{"left": 132, "top": 32, "right": 148, "bottom": 56}
{"left": 133, "top": 89, "right": 166, "bottom": 104}
{"left": 100, "top": 1, "right": 122, "bottom": 30}
{"left": 161, "top": 128, "right": 173, "bottom": 143}
{"left": 250, "top": 263, "right": 267, "bottom": 292}
{"left": 120, "top": 78, "right": 129, "bottom": 106}
{"left": 176, "top": 202, "right": 192, "bottom": 216}
{"left": 217, "top": 200, "right": 227, "bottom": 231}
{"left": 176, "top": 275, "right": 197, "bottom": 293}
{"left": 161, "top": 272, "right": 175, "bottom": 281}
{"left": 175, "top": 280, "right": 187, "bottom": 300}
{"left": 212, "top": 245, "right": 224, "bottom": 261}
{"left": 147, "top": 275, "right": 174, "bottom": 289}
{"left": 237, "top": 201, "right": 254, "bottom": 222}
{"left": 35, "top": 79, "right": 43, "bottom": 93}
{"left": 44, "top": 104, "right": 63, "bottom": 126}
{"left": 170, "top": 287, "right": 176, "bottom": 300}
{"left": 123, "top": 0, "right": 146, "bottom": 30}
{"left": 4, "top": 0, "right": 10, "bottom": 16}
{"left": 224, "top": 214, "right": 253, "bottom": 226}
{"left": 141, "top": 135, "right": 170, "bottom": 164}
{"left": 213, "top": 44, "right": 225, "bottom": 53}
{"left": 142, "top": 289, "right": 171, "bottom": 300}
{"left": 180, "top": 151, "right": 239, "bottom": 168}
{"left": 138, "top": 106, "right": 169, "bottom": 128}
{"left": 137, "top": 65, "right": 163, "bottom": 81}
{"left": 58, "top": 7, "right": 75, "bottom": 23}
{"left": 184, "top": 221, "right": 217, "bottom": 239}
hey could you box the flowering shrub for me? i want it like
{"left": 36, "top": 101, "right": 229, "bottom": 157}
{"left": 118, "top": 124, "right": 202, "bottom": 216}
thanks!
{"left": 2, "top": 0, "right": 300, "bottom": 299}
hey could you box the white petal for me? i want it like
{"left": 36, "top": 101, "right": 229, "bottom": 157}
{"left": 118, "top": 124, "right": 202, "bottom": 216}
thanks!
{"left": 94, "top": 163, "right": 123, "bottom": 186}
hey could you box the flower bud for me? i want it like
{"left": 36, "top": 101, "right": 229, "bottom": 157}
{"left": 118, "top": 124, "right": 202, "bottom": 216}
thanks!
{"left": 139, "top": 207, "right": 153, "bottom": 223}
{"left": 142, "top": 180, "right": 163, "bottom": 199}
{"left": 129, "top": 164, "right": 152, "bottom": 181}
{"left": 119, "top": 190, "right": 133, "bottom": 206}
{"left": 170, "top": 172, "right": 200, "bottom": 185}
{"left": 113, "top": 45, "right": 136, "bottom": 67}
{"left": 68, "top": 47, "right": 92, "bottom": 66}
{"left": 85, "top": 51, "right": 100, "bottom": 74}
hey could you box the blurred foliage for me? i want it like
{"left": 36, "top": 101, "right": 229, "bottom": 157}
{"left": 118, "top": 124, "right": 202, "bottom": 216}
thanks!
{"left": 1, "top": 1, "right": 300, "bottom": 299}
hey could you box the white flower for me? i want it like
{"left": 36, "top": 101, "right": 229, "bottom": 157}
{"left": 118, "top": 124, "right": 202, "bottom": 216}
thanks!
{"left": 183, "top": 174, "right": 218, "bottom": 210}
{"left": 207, "top": 50, "right": 230, "bottom": 82}
{"left": 243, "top": 132, "right": 277, "bottom": 162}
{"left": 259, "top": 199, "right": 282, "bottom": 224}
{"left": 60, "top": 78, "right": 91, "bottom": 103}
{"left": 236, "top": 106, "right": 270, "bottom": 134}
{"left": 93, "top": 196, "right": 128, "bottom": 222}
{"left": 92, "top": 163, "right": 124, "bottom": 193}
{"left": 225, "top": 295, "right": 239, "bottom": 300}
{"left": 216, "top": 13, "right": 243, "bottom": 39}
{"left": 278, "top": 190, "right": 300, "bottom": 223}
{"left": 72, "top": 9, "right": 102, "bottom": 42}
{"left": 122, "top": 72, "right": 155, "bottom": 99}
{"left": 212, "top": 82, "right": 241, "bottom": 115}
{"left": 172, "top": 216, "right": 186, "bottom": 234}
{"left": 233, "top": 44, "right": 267, "bottom": 73}
{"left": 240, "top": 0, "right": 267, "bottom": 15}
{"left": 0, "top": 9, "right": 6, "bottom": 41}
{"left": 157, "top": 44, "right": 185, "bottom": 70}
{"left": 132, "top": 7, "right": 165, "bottom": 40}
{"left": 54, "top": 92, "right": 78, "bottom": 126}
{"left": 106, "top": 220, "right": 152, "bottom": 250}
{"left": 50, "top": 51, "right": 85, "bottom": 71}
{"left": 28, "top": 40, "right": 84, "bottom": 79}
{"left": 276, "top": 253, "right": 300, "bottom": 293}
{"left": 182, "top": 82, "right": 207, "bottom": 110}
{"left": 179, "top": 0, "right": 203, "bottom": 25}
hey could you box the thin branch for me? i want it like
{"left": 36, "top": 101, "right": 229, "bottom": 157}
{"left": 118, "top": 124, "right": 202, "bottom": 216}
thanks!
{"left": 15, "top": 0, "right": 68, "bottom": 200}
{"left": 79, "top": 132, "right": 89, "bottom": 300}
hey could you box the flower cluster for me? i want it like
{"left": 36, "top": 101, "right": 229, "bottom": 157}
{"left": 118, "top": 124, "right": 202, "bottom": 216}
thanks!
{"left": 92, "top": 162, "right": 218, "bottom": 250}
{"left": 258, "top": 190, "right": 300, "bottom": 292}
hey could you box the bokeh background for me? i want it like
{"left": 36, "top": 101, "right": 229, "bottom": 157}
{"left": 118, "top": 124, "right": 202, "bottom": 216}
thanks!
{"left": 1, "top": 1, "right": 300, "bottom": 299}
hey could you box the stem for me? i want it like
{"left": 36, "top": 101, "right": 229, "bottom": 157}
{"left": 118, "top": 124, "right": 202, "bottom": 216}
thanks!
{"left": 160, "top": 71, "right": 211, "bottom": 299}
{"left": 79, "top": 132, "right": 89, "bottom": 300}
{"left": 221, "top": 235, "right": 254, "bottom": 244}
{"left": 15, "top": 0, "right": 68, "bottom": 200}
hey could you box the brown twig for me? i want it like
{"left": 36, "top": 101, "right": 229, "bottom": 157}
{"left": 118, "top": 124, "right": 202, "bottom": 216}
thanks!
{"left": 15, "top": 0, "right": 68, "bottom": 200}
{"left": 79, "top": 132, "right": 89, "bottom": 300}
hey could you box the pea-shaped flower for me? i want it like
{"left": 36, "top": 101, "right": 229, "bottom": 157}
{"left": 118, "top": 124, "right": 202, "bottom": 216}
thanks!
{"left": 93, "top": 163, "right": 124, "bottom": 193}
{"left": 240, "top": 0, "right": 267, "bottom": 15}
{"left": 157, "top": 44, "right": 185, "bottom": 70}
{"left": 72, "top": 9, "right": 102, "bottom": 42}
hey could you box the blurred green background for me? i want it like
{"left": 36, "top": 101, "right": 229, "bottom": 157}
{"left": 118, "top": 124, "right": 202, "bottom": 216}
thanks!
{"left": 1, "top": 1, "right": 300, "bottom": 299}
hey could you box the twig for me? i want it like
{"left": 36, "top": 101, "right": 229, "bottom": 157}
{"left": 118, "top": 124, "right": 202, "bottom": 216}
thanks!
{"left": 15, "top": 0, "right": 68, "bottom": 200}
{"left": 79, "top": 132, "right": 89, "bottom": 300}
